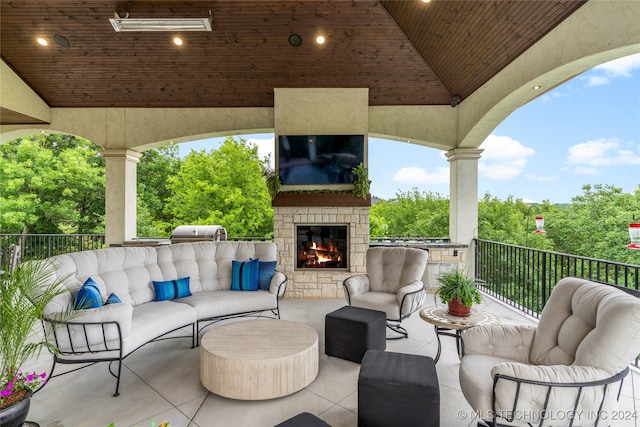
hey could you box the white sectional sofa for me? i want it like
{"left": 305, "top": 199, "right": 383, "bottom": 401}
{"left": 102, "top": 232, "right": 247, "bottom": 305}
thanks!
{"left": 41, "top": 241, "right": 287, "bottom": 396}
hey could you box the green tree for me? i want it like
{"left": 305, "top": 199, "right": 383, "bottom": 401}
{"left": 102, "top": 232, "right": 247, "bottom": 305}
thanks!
{"left": 370, "top": 189, "right": 449, "bottom": 237}
{"left": 477, "top": 194, "right": 526, "bottom": 245}
{"left": 137, "top": 145, "right": 181, "bottom": 237}
{"left": 547, "top": 184, "right": 640, "bottom": 263}
{"left": 0, "top": 134, "right": 105, "bottom": 234}
{"left": 165, "top": 137, "right": 273, "bottom": 237}
{"left": 478, "top": 194, "right": 555, "bottom": 250}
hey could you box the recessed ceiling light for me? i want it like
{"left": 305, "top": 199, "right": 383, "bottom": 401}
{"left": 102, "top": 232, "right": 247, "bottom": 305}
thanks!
{"left": 54, "top": 34, "right": 70, "bottom": 48}
{"left": 422, "top": 0, "right": 432, "bottom": 3}
{"left": 288, "top": 34, "right": 302, "bottom": 47}
{"left": 316, "top": 35, "right": 325, "bottom": 45}
{"left": 37, "top": 37, "right": 48, "bottom": 46}
{"left": 532, "top": 85, "right": 542, "bottom": 90}
{"left": 173, "top": 37, "right": 183, "bottom": 46}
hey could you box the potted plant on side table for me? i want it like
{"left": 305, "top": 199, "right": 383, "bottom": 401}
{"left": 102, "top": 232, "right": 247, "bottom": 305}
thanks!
{"left": 1, "top": 260, "right": 73, "bottom": 427}
{"left": 435, "top": 269, "right": 483, "bottom": 317}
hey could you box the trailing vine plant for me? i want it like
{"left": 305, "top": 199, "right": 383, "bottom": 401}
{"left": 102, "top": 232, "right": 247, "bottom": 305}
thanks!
{"left": 263, "top": 168, "right": 281, "bottom": 200}
{"left": 352, "top": 162, "right": 371, "bottom": 199}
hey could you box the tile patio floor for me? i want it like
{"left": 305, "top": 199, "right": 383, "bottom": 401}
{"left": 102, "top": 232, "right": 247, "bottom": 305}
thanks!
{"left": 25, "top": 295, "right": 639, "bottom": 427}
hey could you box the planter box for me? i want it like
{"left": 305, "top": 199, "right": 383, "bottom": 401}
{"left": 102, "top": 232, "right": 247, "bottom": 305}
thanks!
{"left": 272, "top": 193, "right": 371, "bottom": 207}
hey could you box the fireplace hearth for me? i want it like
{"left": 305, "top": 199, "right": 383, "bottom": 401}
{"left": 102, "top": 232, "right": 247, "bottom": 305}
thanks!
{"left": 296, "top": 224, "right": 348, "bottom": 269}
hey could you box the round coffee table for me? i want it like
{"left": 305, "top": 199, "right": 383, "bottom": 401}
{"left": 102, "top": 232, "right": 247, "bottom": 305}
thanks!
{"left": 420, "top": 306, "right": 498, "bottom": 362}
{"left": 200, "top": 319, "right": 319, "bottom": 400}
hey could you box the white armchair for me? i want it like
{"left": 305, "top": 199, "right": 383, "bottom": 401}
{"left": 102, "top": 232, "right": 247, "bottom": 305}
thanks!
{"left": 343, "top": 246, "right": 428, "bottom": 338}
{"left": 459, "top": 277, "right": 640, "bottom": 427}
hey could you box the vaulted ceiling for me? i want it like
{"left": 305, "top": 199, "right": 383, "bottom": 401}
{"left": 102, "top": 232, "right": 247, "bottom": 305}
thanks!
{"left": 0, "top": 0, "right": 586, "bottom": 125}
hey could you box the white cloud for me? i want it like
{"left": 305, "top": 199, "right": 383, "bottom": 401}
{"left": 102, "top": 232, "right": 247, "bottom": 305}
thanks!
{"left": 594, "top": 53, "right": 640, "bottom": 77}
{"left": 479, "top": 135, "right": 535, "bottom": 180}
{"left": 393, "top": 166, "right": 449, "bottom": 185}
{"left": 586, "top": 75, "right": 610, "bottom": 87}
{"left": 566, "top": 139, "right": 640, "bottom": 172}
{"left": 586, "top": 53, "right": 640, "bottom": 86}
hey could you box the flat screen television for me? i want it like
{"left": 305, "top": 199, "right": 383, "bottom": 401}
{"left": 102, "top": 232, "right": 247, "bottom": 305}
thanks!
{"left": 277, "top": 134, "right": 365, "bottom": 189}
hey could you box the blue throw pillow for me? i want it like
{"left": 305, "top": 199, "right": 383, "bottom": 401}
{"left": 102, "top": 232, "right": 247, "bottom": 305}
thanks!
{"left": 105, "top": 293, "right": 122, "bottom": 305}
{"left": 74, "top": 277, "right": 103, "bottom": 310}
{"left": 258, "top": 260, "right": 277, "bottom": 290}
{"left": 153, "top": 277, "right": 192, "bottom": 301}
{"left": 231, "top": 259, "right": 259, "bottom": 291}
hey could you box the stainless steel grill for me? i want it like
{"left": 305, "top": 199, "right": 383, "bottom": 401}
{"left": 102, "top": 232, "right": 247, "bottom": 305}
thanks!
{"left": 170, "top": 225, "right": 227, "bottom": 243}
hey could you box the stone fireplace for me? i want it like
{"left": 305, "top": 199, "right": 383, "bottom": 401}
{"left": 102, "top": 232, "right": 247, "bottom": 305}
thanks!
{"left": 273, "top": 195, "right": 370, "bottom": 298}
{"left": 296, "top": 224, "right": 349, "bottom": 269}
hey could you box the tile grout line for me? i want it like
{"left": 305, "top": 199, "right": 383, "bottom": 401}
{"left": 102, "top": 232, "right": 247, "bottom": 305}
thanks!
{"left": 186, "top": 391, "right": 210, "bottom": 427}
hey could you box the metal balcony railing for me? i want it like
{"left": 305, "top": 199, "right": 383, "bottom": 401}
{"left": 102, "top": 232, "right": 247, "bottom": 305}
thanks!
{"left": 0, "top": 234, "right": 106, "bottom": 272}
{"left": 475, "top": 238, "right": 640, "bottom": 318}
{"left": 475, "top": 238, "right": 640, "bottom": 367}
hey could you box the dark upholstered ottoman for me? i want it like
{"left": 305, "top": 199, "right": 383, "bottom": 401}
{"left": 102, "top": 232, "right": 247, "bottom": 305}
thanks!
{"left": 275, "top": 412, "right": 331, "bottom": 426}
{"left": 358, "top": 350, "right": 439, "bottom": 427}
{"left": 325, "top": 306, "right": 386, "bottom": 363}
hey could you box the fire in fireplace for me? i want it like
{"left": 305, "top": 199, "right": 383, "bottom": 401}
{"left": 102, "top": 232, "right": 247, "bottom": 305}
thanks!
{"left": 296, "top": 224, "right": 348, "bottom": 269}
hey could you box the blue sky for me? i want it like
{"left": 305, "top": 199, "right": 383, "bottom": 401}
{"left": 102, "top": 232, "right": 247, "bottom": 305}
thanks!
{"left": 179, "top": 53, "right": 640, "bottom": 204}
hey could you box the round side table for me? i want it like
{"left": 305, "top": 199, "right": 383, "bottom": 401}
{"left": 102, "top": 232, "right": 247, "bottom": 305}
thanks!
{"left": 419, "top": 306, "right": 498, "bottom": 363}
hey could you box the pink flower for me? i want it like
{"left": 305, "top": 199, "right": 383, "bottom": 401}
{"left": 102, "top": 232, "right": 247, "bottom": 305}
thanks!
{"left": 1, "top": 369, "right": 48, "bottom": 405}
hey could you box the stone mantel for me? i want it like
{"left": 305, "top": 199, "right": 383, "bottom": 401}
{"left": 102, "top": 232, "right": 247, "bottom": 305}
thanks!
{"left": 272, "top": 192, "right": 371, "bottom": 207}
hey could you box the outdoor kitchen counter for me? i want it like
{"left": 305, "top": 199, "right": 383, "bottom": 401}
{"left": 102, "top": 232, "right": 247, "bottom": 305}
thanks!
{"left": 369, "top": 239, "right": 468, "bottom": 250}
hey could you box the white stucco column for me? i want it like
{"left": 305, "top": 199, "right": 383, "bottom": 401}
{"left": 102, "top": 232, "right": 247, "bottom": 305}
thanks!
{"left": 446, "top": 148, "right": 483, "bottom": 274}
{"left": 102, "top": 149, "right": 141, "bottom": 246}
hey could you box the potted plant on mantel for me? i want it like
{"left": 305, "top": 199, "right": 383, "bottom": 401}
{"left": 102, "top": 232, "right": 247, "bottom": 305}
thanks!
{"left": 263, "top": 167, "right": 281, "bottom": 200}
{"left": 0, "top": 259, "right": 73, "bottom": 427}
{"left": 351, "top": 162, "right": 371, "bottom": 199}
{"left": 269, "top": 161, "right": 372, "bottom": 206}
{"left": 435, "top": 269, "right": 483, "bottom": 317}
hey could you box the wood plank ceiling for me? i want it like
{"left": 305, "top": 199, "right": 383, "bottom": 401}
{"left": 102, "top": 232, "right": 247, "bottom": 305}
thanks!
{"left": 0, "top": 0, "right": 586, "bottom": 124}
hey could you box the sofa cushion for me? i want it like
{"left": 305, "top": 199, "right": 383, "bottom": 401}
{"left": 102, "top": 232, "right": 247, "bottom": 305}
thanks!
{"left": 153, "top": 277, "right": 192, "bottom": 301}
{"left": 157, "top": 242, "right": 220, "bottom": 293}
{"left": 123, "top": 300, "right": 197, "bottom": 355}
{"left": 231, "top": 259, "right": 259, "bottom": 291}
{"left": 56, "top": 246, "right": 161, "bottom": 307}
{"left": 178, "top": 290, "right": 277, "bottom": 319}
{"left": 74, "top": 277, "right": 103, "bottom": 309}
{"left": 258, "top": 260, "right": 277, "bottom": 291}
